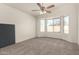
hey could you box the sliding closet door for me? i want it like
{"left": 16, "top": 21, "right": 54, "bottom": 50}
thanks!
{"left": 0, "top": 24, "right": 15, "bottom": 48}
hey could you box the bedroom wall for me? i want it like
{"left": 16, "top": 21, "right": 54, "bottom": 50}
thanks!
{"left": 37, "top": 4, "right": 78, "bottom": 43}
{"left": 0, "top": 4, "right": 36, "bottom": 43}
{"left": 77, "top": 4, "right": 79, "bottom": 45}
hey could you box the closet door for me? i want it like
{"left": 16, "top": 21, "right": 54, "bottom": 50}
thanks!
{"left": 0, "top": 24, "right": 15, "bottom": 48}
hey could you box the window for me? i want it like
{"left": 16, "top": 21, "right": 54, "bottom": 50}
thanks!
{"left": 40, "top": 20, "right": 45, "bottom": 32}
{"left": 47, "top": 20, "right": 53, "bottom": 32}
{"left": 47, "top": 18, "right": 61, "bottom": 32}
{"left": 64, "top": 16, "right": 69, "bottom": 34}
{"left": 53, "top": 18, "right": 61, "bottom": 32}
{"left": 40, "top": 16, "right": 69, "bottom": 33}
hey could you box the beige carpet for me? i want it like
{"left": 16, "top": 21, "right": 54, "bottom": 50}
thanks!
{"left": 0, "top": 37, "right": 79, "bottom": 55}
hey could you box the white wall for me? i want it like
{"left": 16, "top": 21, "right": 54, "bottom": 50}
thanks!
{"left": 77, "top": 4, "right": 79, "bottom": 45}
{"left": 37, "top": 4, "right": 78, "bottom": 43}
{"left": 0, "top": 4, "right": 36, "bottom": 43}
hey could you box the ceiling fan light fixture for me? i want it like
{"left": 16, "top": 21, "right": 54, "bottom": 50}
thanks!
{"left": 40, "top": 11, "right": 46, "bottom": 15}
{"left": 43, "top": 11, "right": 46, "bottom": 14}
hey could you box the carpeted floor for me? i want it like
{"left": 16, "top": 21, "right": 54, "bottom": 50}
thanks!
{"left": 0, "top": 37, "right": 79, "bottom": 55}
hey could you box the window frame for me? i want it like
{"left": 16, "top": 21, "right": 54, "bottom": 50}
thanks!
{"left": 53, "top": 17, "right": 61, "bottom": 33}
{"left": 40, "top": 19, "right": 45, "bottom": 32}
{"left": 63, "top": 16, "right": 69, "bottom": 34}
{"left": 46, "top": 19, "right": 54, "bottom": 32}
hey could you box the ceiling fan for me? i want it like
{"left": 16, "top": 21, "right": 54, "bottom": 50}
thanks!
{"left": 32, "top": 3, "right": 55, "bottom": 15}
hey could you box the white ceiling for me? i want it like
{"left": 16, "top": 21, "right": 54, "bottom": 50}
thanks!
{"left": 5, "top": 3, "right": 67, "bottom": 17}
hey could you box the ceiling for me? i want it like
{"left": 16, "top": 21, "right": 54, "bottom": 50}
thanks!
{"left": 5, "top": 3, "right": 67, "bottom": 17}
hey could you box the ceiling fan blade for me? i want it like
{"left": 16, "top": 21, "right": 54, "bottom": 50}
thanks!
{"left": 37, "top": 3, "right": 45, "bottom": 11}
{"left": 47, "top": 5, "right": 55, "bottom": 9}
{"left": 46, "top": 10, "right": 51, "bottom": 13}
{"left": 32, "top": 10, "right": 40, "bottom": 11}
{"left": 37, "top": 3, "right": 42, "bottom": 9}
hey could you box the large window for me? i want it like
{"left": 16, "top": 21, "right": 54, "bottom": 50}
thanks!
{"left": 47, "top": 20, "right": 53, "bottom": 32}
{"left": 40, "top": 20, "right": 45, "bottom": 32}
{"left": 64, "top": 16, "right": 69, "bottom": 34}
{"left": 40, "top": 16, "right": 69, "bottom": 34}
{"left": 47, "top": 18, "right": 61, "bottom": 32}
{"left": 53, "top": 18, "right": 61, "bottom": 32}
